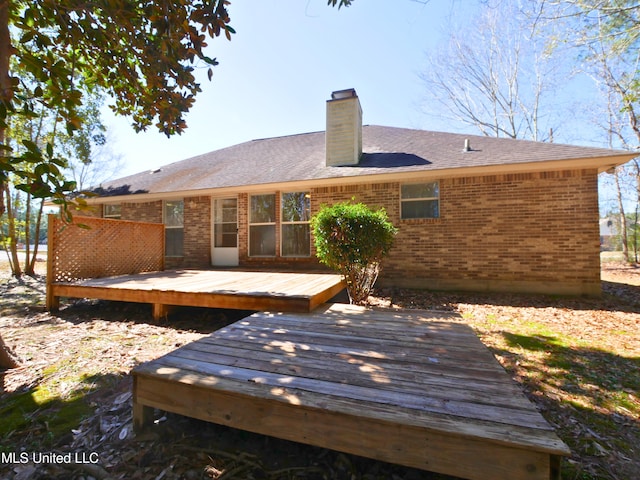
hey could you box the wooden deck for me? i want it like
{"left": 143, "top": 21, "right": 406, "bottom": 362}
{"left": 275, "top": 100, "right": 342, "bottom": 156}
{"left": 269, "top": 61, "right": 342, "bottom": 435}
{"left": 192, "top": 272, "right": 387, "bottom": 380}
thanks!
{"left": 132, "top": 303, "right": 570, "bottom": 480}
{"left": 47, "top": 270, "right": 345, "bottom": 319}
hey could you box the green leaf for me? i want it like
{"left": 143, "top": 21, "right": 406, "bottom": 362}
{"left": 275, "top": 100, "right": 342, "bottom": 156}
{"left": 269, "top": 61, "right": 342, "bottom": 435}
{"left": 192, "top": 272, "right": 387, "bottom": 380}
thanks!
{"left": 202, "top": 55, "right": 219, "bottom": 66}
{"left": 20, "top": 53, "right": 46, "bottom": 77}
{"left": 22, "top": 7, "right": 35, "bottom": 26}
{"left": 61, "top": 180, "right": 78, "bottom": 191}
{"left": 20, "top": 30, "right": 35, "bottom": 43}
{"left": 34, "top": 163, "right": 51, "bottom": 177}
{"left": 50, "top": 156, "right": 68, "bottom": 168}
{"left": 22, "top": 140, "right": 41, "bottom": 153}
{"left": 47, "top": 163, "right": 61, "bottom": 177}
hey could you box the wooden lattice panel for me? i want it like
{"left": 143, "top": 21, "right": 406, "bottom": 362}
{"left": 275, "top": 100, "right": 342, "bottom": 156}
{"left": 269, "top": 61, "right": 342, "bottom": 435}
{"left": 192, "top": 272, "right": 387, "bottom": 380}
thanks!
{"left": 48, "top": 215, "right": 164, "bottom": 283}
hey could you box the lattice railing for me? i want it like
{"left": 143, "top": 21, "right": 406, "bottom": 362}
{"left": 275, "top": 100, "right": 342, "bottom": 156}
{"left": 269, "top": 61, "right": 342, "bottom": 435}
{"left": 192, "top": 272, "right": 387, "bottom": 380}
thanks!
{"left": 48, "top": 214, "right": 165, "bottom": 283}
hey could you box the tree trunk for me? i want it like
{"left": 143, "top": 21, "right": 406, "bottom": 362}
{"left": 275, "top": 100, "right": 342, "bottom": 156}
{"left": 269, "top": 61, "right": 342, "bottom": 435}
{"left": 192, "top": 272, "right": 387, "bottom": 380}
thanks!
{"left": 26, "top": 198, "right": 44, "bottom": 275}
{"left": 0, "top": 333, "right": 19, "bottom": 369}
{"left": 0, "top": 0, "right": 12, "bottom": 218}
{"left": 24, "top": 190, "right": 31, "bottom": 271}
{"left": 613, "top": 169, "right": 629, "bottom": 261}
{"left": 633, "top": 205, "right": 639, "bottom": 263}
{"left": 4, "top": 184, "right": 22, "bottom": 276}
{"left": 0, "top": 3, "right": 22, "bottom": 369}
{"left": 631, "top": 160, "right": 640, "bottom": 264}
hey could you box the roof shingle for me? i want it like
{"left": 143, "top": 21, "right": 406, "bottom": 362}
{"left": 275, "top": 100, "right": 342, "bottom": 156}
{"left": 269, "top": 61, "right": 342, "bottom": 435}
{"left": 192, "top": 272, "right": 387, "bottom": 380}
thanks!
{"left": 97, "top": 125, "right": 635, "bottom": 196}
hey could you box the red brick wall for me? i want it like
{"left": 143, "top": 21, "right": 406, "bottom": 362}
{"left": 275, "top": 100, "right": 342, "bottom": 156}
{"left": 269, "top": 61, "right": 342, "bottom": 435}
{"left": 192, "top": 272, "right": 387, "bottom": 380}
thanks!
{"left": 121, "top": 201, "right": 162, "bottom": 223}
{"left": 312, "top": 170, "right": 600, "bottom": 295}
{"left": 183, "top": 196, "right": 211, "bottom": 268}
{"left": 88, "top": 168, "right": 601, "bottom": 295}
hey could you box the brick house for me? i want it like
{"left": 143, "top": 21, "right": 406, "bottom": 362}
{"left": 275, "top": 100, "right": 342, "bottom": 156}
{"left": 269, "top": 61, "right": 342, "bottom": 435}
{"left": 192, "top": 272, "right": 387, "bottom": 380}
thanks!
{"left": 86, "top": 89, "right": 636, "bottom": 296}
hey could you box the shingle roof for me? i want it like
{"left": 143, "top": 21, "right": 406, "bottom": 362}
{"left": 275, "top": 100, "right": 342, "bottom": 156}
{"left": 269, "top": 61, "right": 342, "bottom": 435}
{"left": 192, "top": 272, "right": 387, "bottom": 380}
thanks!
{"left": 96, "top": 125, "right": 635, "bottom": 197}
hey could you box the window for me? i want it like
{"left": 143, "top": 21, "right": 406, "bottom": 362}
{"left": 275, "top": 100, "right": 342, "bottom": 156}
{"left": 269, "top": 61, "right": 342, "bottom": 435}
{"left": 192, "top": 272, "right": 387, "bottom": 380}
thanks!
{"left": 103, "top": 204, "right": 121, "bottom": 219}
{"left": 401, "top": 182, "right": 439, "bottom": 219}
{"left": 281, "top": 192, "right": 311, "bottom": 257}
{"left": 249, "top": 194, "right": 276, "bottom": 256}
{"left": 164, "top": 200, "right": 184, "bottom": 256}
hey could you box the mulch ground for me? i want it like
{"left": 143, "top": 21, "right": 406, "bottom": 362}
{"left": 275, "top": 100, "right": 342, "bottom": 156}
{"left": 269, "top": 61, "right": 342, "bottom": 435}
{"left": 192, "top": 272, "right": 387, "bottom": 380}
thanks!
{"left": 0, "top": 261, "right": 638, "bottom": 480}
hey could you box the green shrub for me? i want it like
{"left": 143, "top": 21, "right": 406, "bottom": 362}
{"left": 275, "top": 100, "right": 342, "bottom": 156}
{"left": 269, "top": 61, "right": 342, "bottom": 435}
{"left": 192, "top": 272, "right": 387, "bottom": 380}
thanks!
{"left": 311, "top": 201, "right": 397, "bottom": 304}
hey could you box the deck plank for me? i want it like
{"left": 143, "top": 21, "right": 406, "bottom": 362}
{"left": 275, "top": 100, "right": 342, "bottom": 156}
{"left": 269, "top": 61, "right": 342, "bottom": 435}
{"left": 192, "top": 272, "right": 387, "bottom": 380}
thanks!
{"left": 172, "top": 340, "right": 535, "bottom": 409}
{"left": 150, "top": 352, "right": 548, "bottom": 428}
{"left": 133, "top": 303, "right": 570, "bottom": 480}
{"left": 134, "top": 373, "right": 556, "bottom": 480}
{"left": 209, "top": 322, "right": 505, "bottom": 371}
{"left": 49, "top": 270, "right": 345, "bottom": 316}
{"left": 133, "top": 360, "right": 567, "bottom": 454}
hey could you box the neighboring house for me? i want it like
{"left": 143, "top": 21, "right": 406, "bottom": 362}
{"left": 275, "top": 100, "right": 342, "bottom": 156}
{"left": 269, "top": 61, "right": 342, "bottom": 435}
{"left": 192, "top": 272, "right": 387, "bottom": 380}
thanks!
{"left": 85, "top": 89, "right": 637, "bottom": 295}
{"left": 600, "top": 215, "right": 621, "bottom": 251}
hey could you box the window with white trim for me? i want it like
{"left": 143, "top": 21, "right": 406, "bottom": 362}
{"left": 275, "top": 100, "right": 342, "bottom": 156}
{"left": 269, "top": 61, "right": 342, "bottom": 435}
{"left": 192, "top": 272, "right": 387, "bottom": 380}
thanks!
{"left": 164, "top": 200, "right": 184, "bottom": 256}
{"left": 401, "top": 182, "right": 439, "bottom": 219}
{"left": 281, "top": 192, "right": 311, "bottom": 257}
{"left": 249, "top": 194, "right": 276, "bottom": 256}
{"left": 103, "top": 204, "right": 121, "bottom": 219}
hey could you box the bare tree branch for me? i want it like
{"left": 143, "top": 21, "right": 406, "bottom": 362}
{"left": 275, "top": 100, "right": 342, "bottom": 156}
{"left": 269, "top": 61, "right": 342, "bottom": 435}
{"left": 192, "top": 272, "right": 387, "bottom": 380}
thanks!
{"left": 419, "top": 1, "right": 561, "bottom": 141}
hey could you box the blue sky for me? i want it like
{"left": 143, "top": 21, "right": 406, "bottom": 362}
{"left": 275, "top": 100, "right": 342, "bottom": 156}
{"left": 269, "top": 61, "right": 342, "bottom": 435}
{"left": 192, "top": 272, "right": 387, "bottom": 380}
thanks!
{"left": 104, "top": 0, "right": 480, "bottom": 177}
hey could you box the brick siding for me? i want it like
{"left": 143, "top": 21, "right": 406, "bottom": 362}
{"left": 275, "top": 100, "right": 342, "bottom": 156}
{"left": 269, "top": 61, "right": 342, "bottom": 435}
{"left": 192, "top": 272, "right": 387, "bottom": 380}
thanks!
{"left": 183, "top": 196, "right": 211, "bottom": 268}
{"left": 311, "top": 170, "right": 601, "bottom": 295}
{"left": 121, "top": 201, "right": 163, "bottom": 224}
{"left": 89, "top": 168, "right": 601, "bottom": 295}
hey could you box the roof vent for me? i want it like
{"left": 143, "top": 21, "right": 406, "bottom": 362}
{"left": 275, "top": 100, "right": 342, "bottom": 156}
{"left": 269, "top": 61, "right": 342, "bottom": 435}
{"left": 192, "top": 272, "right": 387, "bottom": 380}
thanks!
{"left": 463, "top": 139, "right": 471, "bottom": 152}
{"left": 150, "top": 168, "right": 162, "bottom": 174}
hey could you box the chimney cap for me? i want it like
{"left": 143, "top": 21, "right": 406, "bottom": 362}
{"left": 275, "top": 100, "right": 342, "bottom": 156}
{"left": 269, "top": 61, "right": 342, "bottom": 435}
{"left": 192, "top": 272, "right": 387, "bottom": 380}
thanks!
{"left": 331, "top": 88, "right": 357, "bottom": 100}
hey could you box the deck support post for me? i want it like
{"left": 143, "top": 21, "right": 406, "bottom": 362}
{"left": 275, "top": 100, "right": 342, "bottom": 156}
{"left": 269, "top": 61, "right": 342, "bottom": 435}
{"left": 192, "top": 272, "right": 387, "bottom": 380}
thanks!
{"left": 133, "top": 401, "right": 154, "bottom": 434}
{"left": 46, "top": 288, "right": 60, "bottom": 312}
{"left": 133, "top": 376, "right": 155, "bottom": 434}
{"left": 152, "top": 303, "right": 172, "bottom": 321}
{"left": 45, "top": 217, "right": 59, "bottom": 312}
{"left": 550, "top": 455, "right": 562, "bottom": 480}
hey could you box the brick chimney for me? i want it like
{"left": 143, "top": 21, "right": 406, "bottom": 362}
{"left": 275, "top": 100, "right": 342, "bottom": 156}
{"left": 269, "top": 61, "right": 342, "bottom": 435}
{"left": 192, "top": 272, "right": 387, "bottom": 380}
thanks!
{"left": 326, "top": 88, "right": 362, "bottom": 166}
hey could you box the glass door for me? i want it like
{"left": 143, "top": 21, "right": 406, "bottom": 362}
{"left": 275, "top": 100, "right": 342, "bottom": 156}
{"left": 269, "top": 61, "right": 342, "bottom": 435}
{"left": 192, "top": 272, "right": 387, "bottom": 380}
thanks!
{"left": 212, "top": 197, "right": 238, "bottom": 266}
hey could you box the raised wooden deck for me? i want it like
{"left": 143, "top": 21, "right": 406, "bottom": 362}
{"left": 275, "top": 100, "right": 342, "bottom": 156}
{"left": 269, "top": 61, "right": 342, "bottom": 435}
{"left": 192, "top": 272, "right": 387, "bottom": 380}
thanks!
{"left": 132, "top": 304, "right": 570, "bottom": 480}
{"left": 47, "top": 270, "right": 345, "bottom": 319}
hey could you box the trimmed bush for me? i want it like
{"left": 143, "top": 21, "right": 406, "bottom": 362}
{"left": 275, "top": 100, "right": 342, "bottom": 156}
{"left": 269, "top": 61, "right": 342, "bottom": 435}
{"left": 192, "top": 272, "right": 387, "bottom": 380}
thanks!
{"left": 311, "top": 201, "right": 397, "bottom": 305}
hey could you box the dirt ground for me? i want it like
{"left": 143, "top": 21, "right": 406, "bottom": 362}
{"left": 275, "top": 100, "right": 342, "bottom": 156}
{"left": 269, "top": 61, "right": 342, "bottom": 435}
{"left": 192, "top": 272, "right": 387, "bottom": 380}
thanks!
{"left": 0, "top": 258, "right": 638, "bottom": 480}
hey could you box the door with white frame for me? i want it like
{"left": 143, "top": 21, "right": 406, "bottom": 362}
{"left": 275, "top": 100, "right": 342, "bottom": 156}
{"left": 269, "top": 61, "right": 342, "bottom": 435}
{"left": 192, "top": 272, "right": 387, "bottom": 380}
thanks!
{"left": 211, "top": 197, "right": 239, "bottom": 266}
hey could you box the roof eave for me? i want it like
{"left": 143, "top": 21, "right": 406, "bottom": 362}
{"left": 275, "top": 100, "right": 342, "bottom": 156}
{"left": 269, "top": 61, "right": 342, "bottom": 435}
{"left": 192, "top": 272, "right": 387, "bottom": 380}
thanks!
{"left": 86, "top": 153, "right": 638, "bottom": 205}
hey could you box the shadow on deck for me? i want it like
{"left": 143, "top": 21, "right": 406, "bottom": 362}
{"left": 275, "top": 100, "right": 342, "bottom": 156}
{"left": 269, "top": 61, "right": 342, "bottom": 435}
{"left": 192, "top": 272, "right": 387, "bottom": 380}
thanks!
{"left": 133, "top": 303, "right": 570, "bottom": 480}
